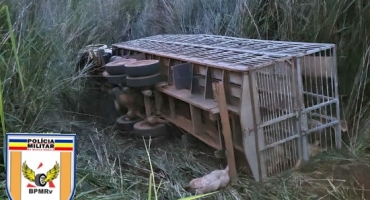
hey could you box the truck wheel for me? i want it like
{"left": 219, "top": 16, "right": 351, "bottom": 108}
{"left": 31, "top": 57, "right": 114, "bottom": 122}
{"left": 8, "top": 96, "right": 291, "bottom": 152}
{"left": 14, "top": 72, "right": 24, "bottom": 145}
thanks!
{"left": 124, "top": 60, "right": 160, "bottom": 77}
{"left": 109, "top": 56, "right": 124, "bottom": 62}
{"left": 104, "top": 59, "right": 137, "bottom": 75}
{"left": 126, "top": 73, "right": 161, "bottom": 88}
{"left": 105, "top": 74, "right": 127, "bottom": 85}
{"left": 133, "top": 120, "right": 169, "bottom": 138}
{"left": 35, "top": 173, "right": 47, "bottom": 187}
{"left": 116, "top": 115, "right": 142, "bottom": 131}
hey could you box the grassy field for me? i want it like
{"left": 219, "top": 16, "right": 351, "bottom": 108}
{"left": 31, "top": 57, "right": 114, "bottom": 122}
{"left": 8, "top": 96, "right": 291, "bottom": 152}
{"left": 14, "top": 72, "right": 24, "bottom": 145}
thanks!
{"left": 1, "top": 0, "right": 370, "bottom": 199}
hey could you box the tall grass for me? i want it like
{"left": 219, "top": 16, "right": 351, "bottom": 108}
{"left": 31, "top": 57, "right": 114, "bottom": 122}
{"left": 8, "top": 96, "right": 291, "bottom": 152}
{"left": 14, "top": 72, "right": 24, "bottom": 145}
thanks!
{"left": 143, "top": 138, "right": 217, "bottom": 200}
{"left": 0, "top": 0, "right": 370, "bottom": 199}
{"left": 0, "top": 5, "right": 24, "bottom": 92}
{"left": 0, "top": 5, "right": 12, "bottom": 169}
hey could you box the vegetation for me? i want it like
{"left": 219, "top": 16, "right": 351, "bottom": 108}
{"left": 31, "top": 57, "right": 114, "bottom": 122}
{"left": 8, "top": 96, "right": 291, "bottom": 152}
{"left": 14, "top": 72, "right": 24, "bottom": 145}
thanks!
{"left": 0, "top": 0, "right": 370, "bottom": 199}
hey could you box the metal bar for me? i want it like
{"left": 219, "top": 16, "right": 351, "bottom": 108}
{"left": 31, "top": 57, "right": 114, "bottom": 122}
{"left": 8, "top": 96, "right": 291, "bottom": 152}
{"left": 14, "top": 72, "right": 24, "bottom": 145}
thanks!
{"left": 294, "top": 57, "right": 309, "bottom": 161}
{"left": 305, "top": 120, "right": 339, "bottom": 134}
{"left": 309, "top": 113, "right": 337, "bottom": 121}
{"left": 303, "top": 91, "right": 336, "bottom": 101}
{"left": 333, "top": 46, "right": 342, "bottom": 149}
{"left": 258, "top": 112, "right": 297, "bottom": 128}
{"left": 302, "top": 99, "right": 338, "bottom": 113}
{"left": 262, "top": 134, "right": 299, "bottom": 150}
{"left": 261, "top": 120, "right": 339, "bottom": 150}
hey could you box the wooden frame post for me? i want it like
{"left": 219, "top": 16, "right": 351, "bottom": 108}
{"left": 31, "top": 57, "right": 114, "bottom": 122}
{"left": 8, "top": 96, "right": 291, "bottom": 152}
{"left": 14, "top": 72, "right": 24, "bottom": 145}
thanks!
{"left": 215, "top": 81, "right": 237, "bottom": 183}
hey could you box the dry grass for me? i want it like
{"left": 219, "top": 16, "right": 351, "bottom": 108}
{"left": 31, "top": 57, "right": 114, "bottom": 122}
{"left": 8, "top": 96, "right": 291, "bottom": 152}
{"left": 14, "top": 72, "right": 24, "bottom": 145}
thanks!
{"left": 1, "top": 0, "right": 370, "bottom": 199}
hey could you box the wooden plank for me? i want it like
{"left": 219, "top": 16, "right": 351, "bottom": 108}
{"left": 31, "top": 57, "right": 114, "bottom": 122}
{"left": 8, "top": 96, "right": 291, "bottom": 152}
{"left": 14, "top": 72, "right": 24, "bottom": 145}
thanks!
{"left": 198, "top": 66, "right": 243, "bottom": 85}
{"left": 161, "top": 114, "right": 222, "bottom": 150}
{"left": 189, "top": 105, "right": 204, "bottom": 135}
{"left": 156, "top": 85, "right": 239, "bottom": 114}
{"left": 157, "top": 85, "right": 218, "bottom": 111}
{"left": 214, "top": 81, "right": 237, "bottom": 183}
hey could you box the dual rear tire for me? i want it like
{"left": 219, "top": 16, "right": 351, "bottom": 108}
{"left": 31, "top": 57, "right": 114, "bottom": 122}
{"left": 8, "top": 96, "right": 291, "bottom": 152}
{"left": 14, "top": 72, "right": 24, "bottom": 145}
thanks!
{"left": 114, "top": 59, "right": 167, "bottom": 146}
{"left": 124, "top": 60, "right": 161, "bottom": 88}
{"left": 115, "top": 116, "right": 170, "bottom": 147}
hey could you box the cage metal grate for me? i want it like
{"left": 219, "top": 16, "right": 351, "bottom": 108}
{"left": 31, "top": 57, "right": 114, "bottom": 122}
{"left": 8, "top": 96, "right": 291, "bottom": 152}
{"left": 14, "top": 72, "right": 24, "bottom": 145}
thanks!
{"left": 142, "top": 34, "right": 333, "bottom": 56}
{"left": 114, "top": 34, "right": 334, "bottom": 72}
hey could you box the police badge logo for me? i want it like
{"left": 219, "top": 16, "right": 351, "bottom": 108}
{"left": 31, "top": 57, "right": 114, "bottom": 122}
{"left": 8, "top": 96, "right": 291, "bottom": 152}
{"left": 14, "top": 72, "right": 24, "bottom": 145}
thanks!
{"left": 22, "top": 161, "right": 60, "bottom": 189}
{"left": 5, "top": 133, "right": 77, "bottom": 200}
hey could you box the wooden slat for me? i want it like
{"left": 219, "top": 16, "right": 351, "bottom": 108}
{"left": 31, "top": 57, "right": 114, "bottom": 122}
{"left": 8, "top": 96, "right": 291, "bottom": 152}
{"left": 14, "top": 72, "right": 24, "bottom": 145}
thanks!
{"left": 215, "top": 81, "right": 237, "bottom": 183}
{"left": 161, "top": 114, "right": 222, "bottom": 150}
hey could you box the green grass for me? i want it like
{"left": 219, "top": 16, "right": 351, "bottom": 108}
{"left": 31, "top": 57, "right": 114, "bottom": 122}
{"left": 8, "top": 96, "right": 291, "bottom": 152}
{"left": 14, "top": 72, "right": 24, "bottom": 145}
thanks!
{"left": 0, "top": 4, "right": 17, "bottom": 170}
{"left": 0, "top": 0, "right": 370, "bottom": 199}
{"left": 0, "top": 5, "right": 24, "bottom": 92}
{"left": 143, "top": 137, "right": 217, "bottom": 200}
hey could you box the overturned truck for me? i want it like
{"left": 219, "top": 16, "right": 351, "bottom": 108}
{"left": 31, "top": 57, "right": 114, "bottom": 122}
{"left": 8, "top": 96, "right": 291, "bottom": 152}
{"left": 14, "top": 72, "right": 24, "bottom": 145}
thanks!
{"left": 105, "top": 34, "right": 341, "bottom": 182}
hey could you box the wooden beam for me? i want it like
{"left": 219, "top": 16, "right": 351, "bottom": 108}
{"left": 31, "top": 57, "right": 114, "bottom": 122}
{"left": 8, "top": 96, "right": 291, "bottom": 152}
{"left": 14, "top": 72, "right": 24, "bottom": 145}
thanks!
{"left": 143, "top": 96, "right": 152, "bottom": 117}
{"left": 214, "top": 81, "right": 237, "bottom": 183}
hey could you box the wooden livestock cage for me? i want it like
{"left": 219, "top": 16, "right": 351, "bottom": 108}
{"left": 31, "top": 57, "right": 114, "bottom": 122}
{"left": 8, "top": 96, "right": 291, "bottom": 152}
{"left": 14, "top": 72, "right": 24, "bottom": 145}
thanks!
{"left": 112, "top": 34, "right": 342, "bottom": 182}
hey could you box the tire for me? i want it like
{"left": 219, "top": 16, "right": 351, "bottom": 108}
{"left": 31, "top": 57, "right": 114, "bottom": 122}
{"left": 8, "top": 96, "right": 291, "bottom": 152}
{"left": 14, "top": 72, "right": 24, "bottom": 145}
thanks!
{"left": 133, "top": 120, "right": 169, "bottom": 138}
{"left": 105, "top": 59, "right": 137, "bottom": 75}
{"left": 116, "top": 115, "right": 142, "bottom": 131}
{"left": 124, "top": 60, "right": 160, "bottom": 77}
{"left": 102, "top": 53, "right": 112, "bottom": 65}
{"left": 35, "top": 173, "right": 47, "bottom": 187}
{"left": 109, "top": 56, "right": 124, "bottom": 62}
{"left": 105, "top": 74, "right": 127, "bottom": 85}
{"left": 126, "top": 73, "right": 161, "bottom": 88}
